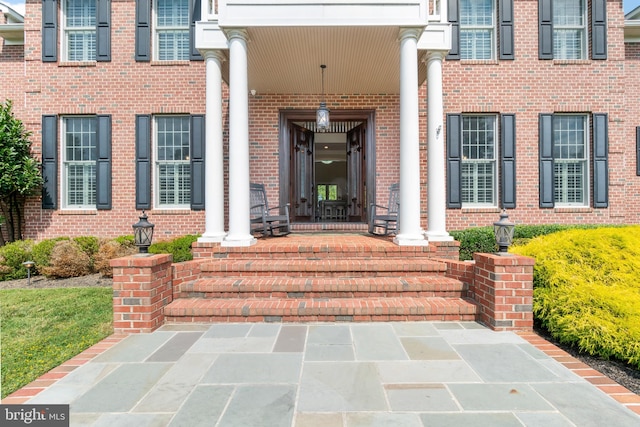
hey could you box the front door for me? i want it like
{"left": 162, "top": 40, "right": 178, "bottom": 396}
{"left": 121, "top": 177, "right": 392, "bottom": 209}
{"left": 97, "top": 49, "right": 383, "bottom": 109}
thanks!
{"left": 347, "top": 123, "right": 365, "bottom": 221}
{"left": 290, "top": 123, "right": 314, "bottom": 222}
{"left": 280, "top": 110, "right": 376, "bottom": 225}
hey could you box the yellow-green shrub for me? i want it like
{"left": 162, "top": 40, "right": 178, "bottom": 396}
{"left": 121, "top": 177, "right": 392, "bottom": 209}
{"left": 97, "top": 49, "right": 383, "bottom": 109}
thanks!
{"left": 511, "top": 226, "right": 640, "bottom": 368}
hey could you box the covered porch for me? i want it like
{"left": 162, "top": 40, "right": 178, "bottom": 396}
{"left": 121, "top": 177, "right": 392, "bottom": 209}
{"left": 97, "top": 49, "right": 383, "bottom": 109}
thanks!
{"left": 195, "top": 0, "right": 454, "bottom": 246}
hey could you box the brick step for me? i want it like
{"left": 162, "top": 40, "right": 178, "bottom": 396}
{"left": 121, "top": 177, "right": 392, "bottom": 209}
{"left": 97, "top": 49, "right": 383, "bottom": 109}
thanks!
{"left": 199, "top": 258, "right": 446, "bottom": 277}
{"left": 164, "top": 297, "right": 478, "bottom": 323}
{"left": 193, "top": 235, "right": 450, "bottom": 259}
{"left": 177, "top": 276, "right": 467, "bottom": 299}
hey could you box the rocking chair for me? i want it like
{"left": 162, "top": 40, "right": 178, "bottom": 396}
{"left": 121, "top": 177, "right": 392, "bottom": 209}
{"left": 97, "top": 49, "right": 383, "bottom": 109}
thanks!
{"left": 368, "top": 183, "right": 399, "bottom": 236}
{"left": 250, "top": 183, "right": 291, "bottom": 237}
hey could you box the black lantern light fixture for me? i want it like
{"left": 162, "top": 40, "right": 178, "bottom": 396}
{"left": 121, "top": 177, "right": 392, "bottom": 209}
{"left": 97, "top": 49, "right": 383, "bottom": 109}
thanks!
{"left": 316, "top": 64, "right": 330, "bottom": 131}
{"left": 133, "top": 210, "right": 155, "bottom": 253}
{"left": 493, "top": 210, "right": 515, "bottom": 255}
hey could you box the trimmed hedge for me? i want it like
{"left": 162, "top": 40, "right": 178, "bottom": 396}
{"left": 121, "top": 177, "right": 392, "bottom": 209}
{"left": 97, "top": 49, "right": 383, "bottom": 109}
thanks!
{"left": 450, "top": 223, "right": 608, "bottom": 261}
{"left": 0, "top": 234, "right": 199, "bottom": 281}
{"left": 511, "top": 226, "right": 640, "bottom": 368}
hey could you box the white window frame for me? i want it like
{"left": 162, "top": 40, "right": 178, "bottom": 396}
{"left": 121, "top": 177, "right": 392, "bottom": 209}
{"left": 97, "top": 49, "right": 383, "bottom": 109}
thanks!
{"left": 459, "top": 0, "right": 496, "bottom": 60}
{"left": 553, "top": 0, "right": 587, "bottom": 60}
{"left": 154, "top": 0, "right": 190, "bottom": 61}
{"left": 61, "top": 116, "right": 97, "bottom": 209}
{"left": 154, "top": 115, "right": 191, "bottom": 209}
{"left": 461, "top": 115, "right": 498, "bottom": 207}
{"left": 553, "top": 114, "right": 589, "bottom": 206}
{"left": 61, "top": 0, "right": 97, "bottom": 62}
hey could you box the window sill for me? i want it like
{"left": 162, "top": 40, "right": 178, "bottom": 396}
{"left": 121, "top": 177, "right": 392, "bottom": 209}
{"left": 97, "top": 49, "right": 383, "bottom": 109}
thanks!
{"left": 150, "top": 209, "right": 192, "bottom": 215}
{"left": 150, "top": 60, "right": 191, "bottom": 66}
{"left": 459, "top": 59, "right": 499, "bottom": 65}
{"left": 461, "top": 207, "right": 501, "bottom": 214}
{"left": 58, "top": 61, "right": 96, "bottom": 68}
{"left": 552, "top": 59, "right": 591, "bottom": 66}
{"left": 554, "top": 206, "right": 593, "bottom": 213}
{"left": 58, "top": 209, "right": 97, "bottom": 215}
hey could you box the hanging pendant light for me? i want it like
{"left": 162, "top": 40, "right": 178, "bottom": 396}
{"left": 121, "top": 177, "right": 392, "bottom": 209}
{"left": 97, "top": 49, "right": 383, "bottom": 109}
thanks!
{"left": 316, "top": 64, "right": 330, "bottom": 131}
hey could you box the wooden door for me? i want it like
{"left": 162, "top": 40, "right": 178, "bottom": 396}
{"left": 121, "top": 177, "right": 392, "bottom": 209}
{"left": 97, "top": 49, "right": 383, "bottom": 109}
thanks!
{"left": 347, "top": 123, "right": 365, "bottom": 220}
{"left": 290, "top": 123, "right": 314, "bottom": 221}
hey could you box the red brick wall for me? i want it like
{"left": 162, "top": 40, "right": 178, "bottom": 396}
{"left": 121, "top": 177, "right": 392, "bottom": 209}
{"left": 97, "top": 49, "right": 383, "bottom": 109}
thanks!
{"left": 443, "top": 0, "right": 638, "bottom": 230}
{"left": 7, "top": 0, "right": 640, "bottom": 242}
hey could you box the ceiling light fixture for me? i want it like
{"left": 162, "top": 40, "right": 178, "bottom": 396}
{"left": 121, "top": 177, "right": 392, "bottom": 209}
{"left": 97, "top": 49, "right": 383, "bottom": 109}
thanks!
{"left": 316, "top": 64, "right": 330, "bottom": 131}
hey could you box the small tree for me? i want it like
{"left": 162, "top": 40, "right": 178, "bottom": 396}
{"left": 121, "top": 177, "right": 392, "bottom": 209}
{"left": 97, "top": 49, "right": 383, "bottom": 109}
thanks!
{"left": 0, "top": 100, "right": 43, "bottom": 244}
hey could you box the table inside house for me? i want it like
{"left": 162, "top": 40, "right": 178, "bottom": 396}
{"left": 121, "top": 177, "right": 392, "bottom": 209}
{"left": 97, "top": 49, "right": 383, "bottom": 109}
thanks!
{"left": 319, "top": 200, "right": 348, "bottom": 221}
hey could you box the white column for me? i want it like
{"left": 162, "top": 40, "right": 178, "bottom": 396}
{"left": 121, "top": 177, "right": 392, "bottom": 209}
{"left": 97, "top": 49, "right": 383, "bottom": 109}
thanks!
{"left": 394, "top": 28, "right": 428, "bottom": 246}
{"left": 424, "top": 51, "right": 453, "bottom": 241}
{"left": 198, "top": 50, "right": 227, "bottom": 243}
{"left": 222, "top": 29, "right": 256, "bottom": 247}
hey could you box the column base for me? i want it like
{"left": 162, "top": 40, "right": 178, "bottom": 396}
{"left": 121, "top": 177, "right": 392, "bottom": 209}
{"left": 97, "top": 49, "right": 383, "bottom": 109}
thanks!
{"left": 198, "top": 232, "right": 227, "bottom": 243}
{"left": 221, "top": 234, "right": 257, "bottom": 247}
{"left": 424, "top": 231, "right": 454, "bottom": 242}
{"left": 393, "top": 233, "right": 429, "bottom": 246}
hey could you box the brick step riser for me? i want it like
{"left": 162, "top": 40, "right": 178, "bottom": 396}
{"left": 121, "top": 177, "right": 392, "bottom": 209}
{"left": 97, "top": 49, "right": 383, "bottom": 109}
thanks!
{"left": 165, "top": 314, "right": 478, "bottom": 323}
{"left": 207, "top": 252, "right": 439, "bottom": 260}
{"left": 197, "top": 271, "right": 447, "bottom": 278}
{"left": 177, "top": 291, "right": 466, "bottom": 299}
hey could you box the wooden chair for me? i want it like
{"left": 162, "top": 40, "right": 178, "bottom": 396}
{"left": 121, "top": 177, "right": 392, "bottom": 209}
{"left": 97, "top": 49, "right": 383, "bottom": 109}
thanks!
{"left": 250, "top": 183, "right": 291, "bottom": 237}
{"left": 368, "top": 183, "right": 399, "bottom": 236}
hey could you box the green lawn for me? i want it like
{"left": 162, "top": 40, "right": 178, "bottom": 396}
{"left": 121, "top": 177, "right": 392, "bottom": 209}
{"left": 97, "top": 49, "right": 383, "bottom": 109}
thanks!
{"left": 0, "top": 287, "right": 112, "bottom": 398}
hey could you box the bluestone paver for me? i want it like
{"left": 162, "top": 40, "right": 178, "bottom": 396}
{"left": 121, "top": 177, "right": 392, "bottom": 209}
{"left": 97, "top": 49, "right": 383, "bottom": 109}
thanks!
{"left": 14, "top": 322, "right": 640, "bottom": 426}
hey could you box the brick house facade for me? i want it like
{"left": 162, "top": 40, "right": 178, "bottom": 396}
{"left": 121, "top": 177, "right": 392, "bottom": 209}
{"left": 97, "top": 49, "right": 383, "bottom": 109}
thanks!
{"left": 1, "top": 0, "right": 639, "bottom": 245}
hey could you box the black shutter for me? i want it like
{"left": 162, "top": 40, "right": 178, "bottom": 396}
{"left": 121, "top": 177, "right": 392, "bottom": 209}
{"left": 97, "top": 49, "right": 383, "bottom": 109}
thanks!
{"left": 42, "top": 115, "right": 58, "bottom": 209}
{"left": 135, "top": 0, "right": 151, "bottom": 61}
{"left": 447, "top": 114, "right": 462, "bottom": 208}
{"left": 539, "top": 114, "right": 554, "bottom": 208}
{"left": 446, "top": 0, "right": 460, "bottom": 60}
{"left": 189, "top": 0, "right": 203, "bottom": 60}
{"left": 592, "top": 113, "right": 608, "bottom": 207}
{"left": 135, "top": 115, "right": 152, "bottom": 209}
{"left": 539, "top": 0, "right": 553, "bottom": 59}
{"left": 636, "top": 127, "right": 640, "bottom": 176}
{"left": 96, "top": 0, "right": 111, "bottom": 61}
{"left": 591, "top": 0, "right": 607, "bottom": 60}
{"left": 42, "top": 0, "right": 58, "bottom": 62}
{"left": 190, "top": 115, "right": 205, "bottom": 210}
{"left": 96, "top": 115, "right": 112, "bottom": 209}
{"left": 501, "top": 114, "right": 516, "bottom": 208}
{"left": 499, "top": 0, "right": 514, "bottom": 60}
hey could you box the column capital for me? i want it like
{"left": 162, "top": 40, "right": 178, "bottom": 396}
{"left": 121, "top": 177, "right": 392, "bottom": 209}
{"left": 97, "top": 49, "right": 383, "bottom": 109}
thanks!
{"left": 398, "top": 27, "right": 423, "bottom": 42}
{"left": 225, "top": 28, "right": 249, "bottom": 42}
{"left": 202, "top": 49, "right": 226, "bottom": 62}
{"left": 422, "top": 50, "right": 446, "bottom": 63}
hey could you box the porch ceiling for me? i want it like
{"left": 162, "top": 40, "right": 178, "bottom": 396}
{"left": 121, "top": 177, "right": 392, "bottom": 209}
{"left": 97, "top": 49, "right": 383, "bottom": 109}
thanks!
{"left": 221, "top": 26, "right": 427, "bottom": 95}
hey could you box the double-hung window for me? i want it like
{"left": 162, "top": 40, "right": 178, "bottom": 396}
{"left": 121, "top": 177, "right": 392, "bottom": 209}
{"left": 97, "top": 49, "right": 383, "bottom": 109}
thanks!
{"left": 461, "top": 116, "right": 497, "bottom": 206}
{"left": 62, "top": 117, "right": 97, "bottom": 208}
{"left": 155, "top": 116, "right": 191, "bottom": 208}
{"left": 552, "top": 115, "right": 588, "bottom": 204}
{"left": 447, "top": 0, "right": 513, "bottom": 60}
{"left": 155, "top": 0, "right": 190, "bottom": 60}
{"left": 460, "top": 0, "right": 495, "bottom": 60}
{"left": 539, "top": 113, "right": 608, "bottom": 208}
{"left": 539, "top": 0, "right": 607, "bottom": 60}
{"left": 63, "top": 0, "right": 96, "bottom": 61}
{"left": 447, "top": 114, "right": 516, "bottom": 209}
{"left": 553, "top": 0, "right": 586, "bottom": 59}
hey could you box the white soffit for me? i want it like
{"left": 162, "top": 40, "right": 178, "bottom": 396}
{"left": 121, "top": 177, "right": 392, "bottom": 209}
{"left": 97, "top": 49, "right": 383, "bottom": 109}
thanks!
{"left": 241, "top": 26, "right": 427, "bottom": 94}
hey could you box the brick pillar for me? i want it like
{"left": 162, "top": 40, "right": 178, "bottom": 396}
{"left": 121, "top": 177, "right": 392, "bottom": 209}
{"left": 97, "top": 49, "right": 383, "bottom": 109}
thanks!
{"left": 111, "top": 253, "right": 173, "bottom": 333}
{"left": 472, "top": 253, "right": 535, "bottom": 331}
